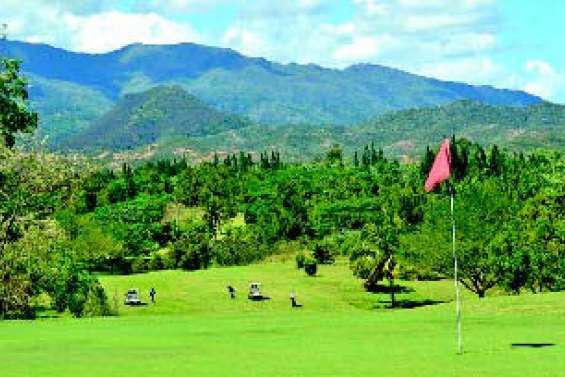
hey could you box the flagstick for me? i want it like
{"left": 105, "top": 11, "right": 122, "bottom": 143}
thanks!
{"left": 451, "top": 187, "right": 462, "bottom": 354}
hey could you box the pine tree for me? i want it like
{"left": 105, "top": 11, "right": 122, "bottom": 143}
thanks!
{"left": 362, "top": 145, "right": 370, "bottom": 168}
{"left": 475, "top": 146, "right": 487, "bottom": 172}
{"left": 232, "top": 154, "right": 238, "bottom": 171}
{"left": 420, "top": 146, "right": 435, "bottom": 177}
{"left": 489, "top": 144, "right": 502, "bottom": 176}
{"left": 370, "top": 142, "right": 378, "bottom": 165}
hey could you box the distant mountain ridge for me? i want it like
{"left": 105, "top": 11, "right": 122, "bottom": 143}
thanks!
{"left": 2, "top": 39, "right": 543, "bottom": 146}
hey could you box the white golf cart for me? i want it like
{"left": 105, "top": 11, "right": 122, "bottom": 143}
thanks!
{"left": 248, "top": 282, "right": 268, "bottom": 300}
{"left": 124, "top": 288, "right": 142, "bottom": 305}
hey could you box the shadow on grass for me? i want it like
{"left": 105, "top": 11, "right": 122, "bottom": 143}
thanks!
{"left": 374, "top": 298, "right": 445, "bottom": 309}
{"left": 248, "top": 296, "right": 271, "bottom": 301}
{"left": 36, "top": 313, "right": 62, "bottom": 319}
{"left": 511, "top": 343, "right": 555, "bottom": 348}
{"left": 366, "top": 284, "right": 415, "bottom": 294}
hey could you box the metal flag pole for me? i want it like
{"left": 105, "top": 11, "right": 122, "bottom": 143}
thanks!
{"left": 451, "top": 186, "right": 462, "bottom": 354}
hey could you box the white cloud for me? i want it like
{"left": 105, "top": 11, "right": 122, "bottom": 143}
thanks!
{"left": 404, "top": 15, "right": 475, "bottom": 31}
{"left": 131, "top": 0, "right": 227, "bottom": 13}
{"left": 62, "top": 11, "right": 200, "bottom": 53}
{"left": 418, "top": 57, "right": 502, "bottom": 84}
{"left": 222, "top": 27, "right": 267, "bottom": 57}
{"left": 353, "top": 0, "right": 389, "bottom": 16}
{"left": 525, "top": 60, "right": 557, "bottom": 77}
{"left": 332, "top": 35, "right": 395, "bottom": 62}
{"left": 522, "top": 60, "right": 562, "bottom": 99}
{"left": 0, "top": 2, "right": 201, "bottom": 53}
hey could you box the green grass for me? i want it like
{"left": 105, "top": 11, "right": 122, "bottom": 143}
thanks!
{"left": 2, "top": 259, "right": 565, "bottom": 376}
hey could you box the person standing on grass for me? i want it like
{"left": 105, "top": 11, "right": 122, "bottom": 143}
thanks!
{"left": 290, "top": 290, "right": 298, "bottom": 307}
{"left": 227, "top": 285, "right": 236, "bottom": 299}
{"left": 149, "top": 287, "right": 156, "bottom": 303}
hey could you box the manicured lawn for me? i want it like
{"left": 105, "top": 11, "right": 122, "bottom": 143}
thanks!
{"left": 1, "top": 260, "right": 564, "bottom": 376}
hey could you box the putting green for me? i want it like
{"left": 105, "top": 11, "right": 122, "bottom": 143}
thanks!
{"left": 1, "top": 260, "right": 563, "bottom": 377}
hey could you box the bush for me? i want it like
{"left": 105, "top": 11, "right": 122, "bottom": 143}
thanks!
{"left": 173, "top": 237, "right": 211, "bottom": 271}
{"left": 82, "top": 281, "right": 115, "bottom": 317}
{"left": 212, "top": 226, "right": 268, "bottom": 266}
{"left": 351, "top": 255, "right": 376, "bottom": 280}
{"left": 68, "top": 292, "right": 88, "bottom": 318}
{"left": 148, "top": 253, "right": 165, "bottom": 271}
{"left": 396, "top": 263, "right": 443, "bottom": 281}
{"left": 312, "top": 242, "right": 335, "bottom": 264}
{"left": 337, "top": 230, "right": 363, "bottom": 256}
{"left": 304, "top": 258, "right": 317, "bottom": 276}
{"left": 161, "top": 250, "right": 177, "bottom": 270}
{"left": 111, "top": 257, "right": 132, "bottom": 275}
{"left": 295, "top": 252, "right": 306, "bottom": 269}
{"left": 131, "top": 256, "right": 149, "bottom": 273}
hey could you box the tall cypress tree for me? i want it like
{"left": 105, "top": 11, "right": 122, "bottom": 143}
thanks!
{"left": 370, "top": 142, "right": 377, "bottom": 165}
{"left": 362, "top": 145, "right": 370, "bottom": 168}
{"left": 420, "top": 146, "right": 435, "bottom": 177}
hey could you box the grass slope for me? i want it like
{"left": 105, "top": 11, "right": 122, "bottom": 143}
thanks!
{"left": 1, "top": 259, "right": 564, "bottom": 377}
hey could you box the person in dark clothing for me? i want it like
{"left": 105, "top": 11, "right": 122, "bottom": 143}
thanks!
{"left": 290, "top": 290, "right": 302, "bottom": 308}
{"left": 227, "top": 285, "right": 236, "bottom": 299}
{"left": 149, "top": 287, "right": 156, "bottom": 303}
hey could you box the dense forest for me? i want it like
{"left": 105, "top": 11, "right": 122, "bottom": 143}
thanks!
{"left": 1, "top": 55, "right": 564, "bottom": 320}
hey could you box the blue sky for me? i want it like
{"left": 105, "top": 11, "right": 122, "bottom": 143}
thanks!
{"left": 1, "top": 0, "right": 563, "bottom": 102}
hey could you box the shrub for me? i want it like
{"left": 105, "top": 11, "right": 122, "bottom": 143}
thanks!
{"left": 148, "top": 253, "right": 165, "bottom": 271}
{"left": 312, "top": 242, "right": 335, "bottom": 264}
{"left": 351, "top": 255, "right": 376, "bottom": 280}
{"left": 82, "top": 281, "right": 114, "bottom": 317}
{"left": 396, "top": 263, "right": 442, "bottom": 281}
{"left": 68, "top": 292, "right": 88, "bottom": 318}
{"left": 337, "top": 230, "right": 363, "bottom": 256}
{"left": 131, "top": 256, "right": 149, "bottom": 273}
{"left": 161, "top": 250, "right": 177, "bottom": 270}
{"left": 173, "top": 237, "right": 211, "bottom": 271}
{"left": 304, "top": 257, "right": 317, "bottom": 276}
{"left": 295, "top": 252, "right": 306, "bottom": 269}
{"left": 111, "top": 257, "right": 132, "bottom": 275}
{"left": 212, "top": 226, "right": 268, "bottom": 266}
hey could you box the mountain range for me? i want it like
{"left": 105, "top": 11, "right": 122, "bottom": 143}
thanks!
{"left": 2, "top": 39, "right": 562, "bottom": 161}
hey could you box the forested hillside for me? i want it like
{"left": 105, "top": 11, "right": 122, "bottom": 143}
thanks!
{"left": 73, "top": 96, "right": 565, "bottom": 162}
{"left": 64, "top": 86, "right": 251, "bottom": 151}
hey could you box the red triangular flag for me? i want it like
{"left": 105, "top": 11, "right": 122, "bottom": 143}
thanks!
{"left": 425, "top": 139, "right": 451, "bottom": 192}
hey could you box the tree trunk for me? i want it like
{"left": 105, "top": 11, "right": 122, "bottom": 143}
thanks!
{"left": 389, "top": 277, "right": 395, "bottom": 308}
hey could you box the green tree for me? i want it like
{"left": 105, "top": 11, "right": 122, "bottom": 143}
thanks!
{"left": 0, "top": 59, "right": 38, "bottom": 147}
{"left": 326, "top": 144, "right": 343, "bottom": 167}
{"left": 349, "top": 218, "right": 401, "bottom": 307}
